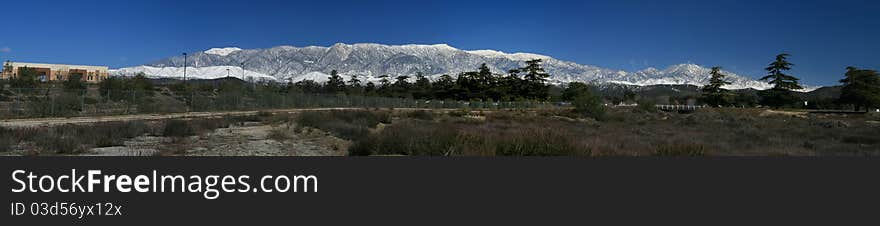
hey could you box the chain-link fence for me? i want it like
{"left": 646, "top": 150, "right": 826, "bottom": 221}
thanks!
{"left": 0, "top": 88, "right": 555, "bottom": 119}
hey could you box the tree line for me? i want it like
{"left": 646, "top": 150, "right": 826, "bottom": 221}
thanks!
{"left": 4, "top": 54, "right": 878, "bottom": 112}
{"left": 699, "top": 53, "right": 879, "bottom": 111}
{"left": 286, "top": 59, "right": 553, "bottom": 101}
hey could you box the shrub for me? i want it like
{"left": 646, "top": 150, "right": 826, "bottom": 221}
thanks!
{"left": 295, "top": 110, "right": 390, "bottom": 140}
{"left": 654, "top": 144, "right": 706, "bottom": 156}
{"left": 842, "top": 135, "right": 880, "bottom": 145}
{"left": 448, "top": 109, "right": 469, "bottom": 117}
{"left": 91, "top": 121, "right": 151, "bottom": 147}
{"left": 349, "top": 120, "right": 459, "bottom": 156}
{"left": 406, "top": 110, "right": 434, "bottom": 121}
{"left": 0, "top": 130, "right": 14, "bottom": 152}
{"left": 34, "top": 129, "right": 83, "bottom": 154}
{"left": 257, "top": 111, "right": 273, "bottom": 118}
{"left": 189, "top": 117, "right": 232, "bottom": 133}
{"left": 163, "top": 120, "right": 195, "bottom": 137}
{"left": 24, "top": 93, "right": 84, "bottom": 117}
{"left": 492, "top": 127, "right": 590, "bottom": 156}
{"left": 349, "top": 119, "right": 592, "bottom": 156}
{"left": 573, "top": 93, "right": 606, "bottom": 120}
{"left": 636, "top": 98, "right": 657, "bottom": 113}
{"left": 268, "top": 126, "right": 293, "bottom": 141}
{"left": 262, "top": 112, "right": 294, "bottom": 125}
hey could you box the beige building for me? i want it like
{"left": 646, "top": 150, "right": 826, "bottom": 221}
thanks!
{"left": 1, "top": 61, "right": 109, "bottom": 83}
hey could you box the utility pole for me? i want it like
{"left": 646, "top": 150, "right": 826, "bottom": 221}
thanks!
{"left": 182, "top": 52, "right": 188, "bottom": 83}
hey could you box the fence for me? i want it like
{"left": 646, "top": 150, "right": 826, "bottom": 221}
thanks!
{"left": 655, "top": 104, "right": 704, "bottom": 112}
{"left": 0, "top": 88, "right": 555, "bottom": 119}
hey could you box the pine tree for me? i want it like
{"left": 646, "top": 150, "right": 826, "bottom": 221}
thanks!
{"left": 466, "top": 64, "right": 498, "bottom": 100}
{"left": 520, "top": 59, "right": 551, "bottom": 100}
{"left": 475, "top": 64, "right": 494, "bottom": 88}
{"left": 392, "top": 75, "right": 411, "bottom": 98}
{"left": 761, "top": 54, "right": 802, "bottom": 90}
{"left": 377, "top": 74, "right": 391, "bottom": 96}
{"left": 347, "top": 74, "right": 362, "bottom": 87}
{"left": 504, "top": 68, "right": 526, "bottom": 101}
{"left": 701, "top": 66, "right": 732, "bottom": 107}
{"left": 364, "top": 81, "right": 377, "bottom": 95}
{"left": 562, "top": 82, "right": 592, "bottom": 101}
{"left": 325, "top": 70, "right": 345, "bottom": 93}
{"left": 347, "top": 74, "right": 362, "bottom": 94}
{"left": 432, "top": 74, "right": 455, "bottom": 100}
{"left": 413, "top": 72, "right": 432, "bottom": 99}
{"left": 455, "top": 71, "right": 477, "bottom": 100}
{"left": 759, "top": 54, "right": 802, "bottom": 108}
{"left": 839, "top": 67, "right": 880, "bottom": 112}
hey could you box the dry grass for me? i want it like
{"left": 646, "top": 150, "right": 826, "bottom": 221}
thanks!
{"left": 0, "top": 117, "right": 244, "bottom": 155}
{"left": 294, "top": 110, "right": 391, "bottom": 140}
{"left": 349, "top": 107, "right": 880, "bottom": 156}
{"left": 268, "top": 125, "right": 294, "bottom": 141}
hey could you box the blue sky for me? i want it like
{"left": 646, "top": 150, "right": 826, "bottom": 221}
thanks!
{"left": 1, "top": 0, "right": 878, "bottom": 86}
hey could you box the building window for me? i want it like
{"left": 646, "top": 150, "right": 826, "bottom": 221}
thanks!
{"left": 56, "top": 75, "right": 62, "bottom": 80}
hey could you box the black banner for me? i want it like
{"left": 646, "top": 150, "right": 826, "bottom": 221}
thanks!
{"left": 1, "top": 157, "right": 878, "bottom": 225}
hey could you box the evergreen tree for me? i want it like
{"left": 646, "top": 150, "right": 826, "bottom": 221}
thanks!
{"left": 413, "top": 72, "right": 432, "bottom": 99}
{"left": 347, "top": 74, "right": 362, "bottom": 87}
{"left": 11, "top": 66, "right": 39, "bottom": 89}
{"left": 377, "top": 75, "right": 391, "bottom": 96}
{"left": 294, "top": 80, "right": 322, "bottom": 93}
{"left": 562, "top": 82, "right": 592, "bottom": 101}
{"left": 364, "top": 81, "right": 376, "bottom": 95}
{"left": 392, "top": 75, "right": 411, "bottom": 98}
{"left": 761, "top": 54, "right": 802, "bottom": 90}
{"left": 62, "top": 74, "right": 87, "bottom": 91}
{"left": 701, "top": 66, "right": 732, "bottom": 107}
{"left": 568, "top": 83, "right": 605, "bottom": 120}
{"left": 759, "top": 54, "right": 802, "bottom": 108}
{"left": 455, "top": 72, "right": 476, "bottom": 100}
{"left": 347, "top": 74, "right": 363, "bottom": 94}
{"left": 838, "top": 67, "right": 880, "bottom": 111}
{"left": 504, "top": 68, "right": 526, "bottom": 101}
{"left": 324, "top": 70, "right": 345, "bottom": 93}
{"left": 475, "top": 64, "right": 494, "bottom": 90}
{"left": 130, "top": 72, "right": 155, "bottom": 95}
{"left": 432, "top": 74, "right": 455, "bottom": 100}
{"left": 520, "top": 59, "right": 551, "bottom": 100}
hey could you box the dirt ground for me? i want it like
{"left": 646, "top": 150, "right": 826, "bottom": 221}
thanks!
{"left": 0, "top": 108, "right": 410, "bottom": 128}
{"left": 80, "top": 121, "right": 348, "bottom": 156}
{"left": 0, "top": 108, "right": 375, "bottom": 156}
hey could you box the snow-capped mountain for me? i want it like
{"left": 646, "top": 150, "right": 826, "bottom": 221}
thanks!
{"left": 110, "top": 43, "right": 814, "bottom": 91}
{"left": 203, "top": 47, "right": 242, "bottom": 56}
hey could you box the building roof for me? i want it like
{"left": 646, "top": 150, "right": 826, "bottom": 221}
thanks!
{"left": 3, "top": 61, "right": 108, "bottom": 71}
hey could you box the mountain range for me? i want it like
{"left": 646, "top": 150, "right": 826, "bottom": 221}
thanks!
{"left": 110, "top": 43, "right": 816, "bottom": 91}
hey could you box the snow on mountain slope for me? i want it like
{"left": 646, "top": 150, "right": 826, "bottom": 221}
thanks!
{"left": 204, "top": 47, "right": 242, "bottom": 56}
{"left": 112, "top": 65, "right": 275, "bottom": 81}
{"left": 111, "top": 43, "right": 818, "bottom": 91}
{"left": 467, "top": 49, "right": 552, "bottom": 61}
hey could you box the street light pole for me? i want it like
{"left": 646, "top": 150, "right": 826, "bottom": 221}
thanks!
{"left": 182, "top": 53, "right": 187, "bottom": 83}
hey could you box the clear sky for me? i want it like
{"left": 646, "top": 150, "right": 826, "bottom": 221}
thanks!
{"left": 1, "top": 0, "right": 878, "bottom": 86}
